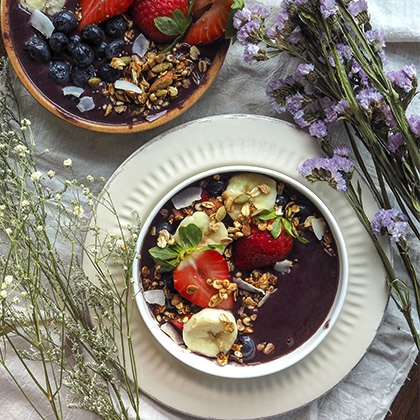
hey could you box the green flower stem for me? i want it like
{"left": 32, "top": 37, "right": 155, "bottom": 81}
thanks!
{"left": 345, "top": 183, "right": 420, "bottom": 349}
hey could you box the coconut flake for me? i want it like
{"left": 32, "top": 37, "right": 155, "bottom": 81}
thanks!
{"left": 274, "top": 259, "right": 294, "bottom": 274}
{"left": 145, "top": 110, "right": 168, "bottom": 122}
{"left": 132, "top": 33, "right": 150, "bottom": 57}
{"left": 30, "top": 9, "right": 55, "bottom": 38}
{"left": 77, "top": 96, "right": 95, "bottom": 113}
{"left": 258, "top": 291, "right": 272, "bottom": 308}
{"left": 233, "top": 277, "right": 265, "bottom": 294}
{"left": 143, "top": 289, "right": 166, "bottom": 306}
{"left": 114, "top": 80, "right": 142, "bottom": 94}
{"left": 171, "top": 186, "right": 203, "bottom": 209}
{"left": 312, "top": 217, "right": 327, "bottom": 240}
{"left": 62, "top": 86, "right": 84, "bottom": 98}
{"left": 161, "top": 322, "right": 184, "bottom": 345}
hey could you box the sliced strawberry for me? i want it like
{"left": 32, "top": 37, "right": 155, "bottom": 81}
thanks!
{"left": 79, "top": 0, "right": 135, "bottom": 28}
{"left": 183, "top": 0, "right": 234, "bottom": 45}
{"left": 129, "top": 0, "right": 190, "bottom": 44}
{"left": 234, "top": 224, "right": 294, "bottom": 271}
{"left": 173, "top": 249, "right": 234, "bottom": 309}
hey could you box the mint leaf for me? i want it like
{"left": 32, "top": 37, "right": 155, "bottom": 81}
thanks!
{"left": 178, "top": 223, "right": 202, "bottom": 248}
{"left": 270, "top": 217, "right": 282, "bottom": 239}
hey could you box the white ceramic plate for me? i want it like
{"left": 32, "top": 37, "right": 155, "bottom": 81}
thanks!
{"left": 83, "top": 115, "right": 388, "bottom": 419}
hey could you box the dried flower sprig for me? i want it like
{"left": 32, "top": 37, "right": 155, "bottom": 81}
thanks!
{"left": 0, "top": 58, "right": 142, "bottom": 419}
{"left": 233, "top": 0, "right": 420, "bottom": 348}
{"left": 297, "top": 146, "right": 420, "bottom": 348}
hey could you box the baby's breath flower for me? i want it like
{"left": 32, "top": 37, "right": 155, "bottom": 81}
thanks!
{"left": 63, "top": 158, "right": 73, "bottom": 168}
{"left": 4, "top": 275, "right": 13, "bottom": 285}
{"left": 31, "top": 171, "right": 42, "bottom": 182}
{"left": 47, "top": 170, "right": 55, "bottom": 178}
{"left": 86, "top": 175, "right": 94, "bottom": 183}
{"left": 72, "top": 202, "right": 84, "bottom": 217}
{"left": 0, "top": 290, "right": 8, "bottom": 299}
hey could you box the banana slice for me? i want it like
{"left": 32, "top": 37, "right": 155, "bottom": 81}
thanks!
{"left": 223, "top": 173, "right": 277, "bottom": 220}
{"left": 21, "top": 0, "right": 65, "bottom": 14}
{"left": 182, "top": 308, "right": 238, "bottom": 358}
{"left": 174, "top": 211, "right": 229, "bottom": 247}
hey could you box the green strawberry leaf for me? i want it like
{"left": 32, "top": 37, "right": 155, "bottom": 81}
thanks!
{"left": 154, "top": 8, "right": 191, "bottom": 37}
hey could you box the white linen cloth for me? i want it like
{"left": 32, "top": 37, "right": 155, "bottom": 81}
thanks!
{"left": 1, "top": 1, "right": 419, "bottom": 419}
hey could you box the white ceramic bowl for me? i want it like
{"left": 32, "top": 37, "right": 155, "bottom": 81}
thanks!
{"left": 132, "top": 166, "right": 348, "bottom": 379}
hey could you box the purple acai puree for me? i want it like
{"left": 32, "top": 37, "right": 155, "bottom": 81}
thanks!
{"left": 7, "top": 0, "right": 224, "bottom": 127}
{"left": 139, "top": 172, "right": 340, "bottom": 365}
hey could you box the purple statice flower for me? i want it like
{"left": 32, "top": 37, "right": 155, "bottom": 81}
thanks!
{"left": 237, "top": 20, "right": 261, "bottom": 45}
{"left": 334, "top": 144, "right": 351, "bottom": 157}
{"left": 293, "top": 109, "right": 310, "bottom": 128}
{"left": 408, "top": 115, "right": 420, "bottom": 136}
{"left": 371, "top": 208, "right": 408, "bottom": 242}
{"left": 320, "top": 96, "right": 339, "bottom": 123}
{"left": 287, "top": 25, "right": 302, "bottom": 44}
{"left": 356, "top": 87, "right": 383, "bottom": 110}
{"left": 333, "top": 99, "right": 350, "bottom": 116}
{"left": 266, "top": 9, "right": 290, "bottom": 39}
{"left": 386, "top": 64, "right": 417, "bottom": 93}
{"left": 350, "top": 60, "right": 369, "bottom": 86}
{"left": 296, "top": 63, "right": 315, "bottom": 77}
{"left": 243, "top": 43, "right": 261, "bottom": 64}
{"left": 365, "top": 29, "right": 388, "bottom": 65}
{"left": 387, "top": 132, "right": 405, "bottom": 152}
{"left": 286, "top": 92, "right": 305, "bottom": 114}
{"left": 233, "top": 5, "right": 270, "bottom": 30}
{"left": 233, "top": 8, "right": 252, "bottom": 29}
{"left": 320, "top": 0, "right": 338, "bottom": 19}
{"left": 266, "top": 79, "right": 287, "bottom": 113}
{"left": 309, "top": 120, "right": 328, "bottom": 138}
{"left": 348, "top": 0, "right": 368, "bottom": 17}
{"left": 297, "top": 147, "right": 354, "bottom": 192}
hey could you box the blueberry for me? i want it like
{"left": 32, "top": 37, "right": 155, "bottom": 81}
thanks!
{"left": 295, "top": 201, "right": 314, "bottom": 222}
{"left": 237, "top": 335, "right": 256, "bottom": 361}
{"left": 48, "top": 60, "right": 71, "bottom": 85}
{"left": 161, "top": 272, "right": 176, "bottom": 290}
{"left": 49, "top": 32, "right": 69, "bottom": 54}
{"left": 156, "top": 222, "right": 174, "bottom": 235}
{"left": 205, "top": 178, "right": 228, "bottom": 197}
{"left": 70, "top": 43, "right": 95, "bottom": 67}
{"left": 24, "top": 35, "right": 52, "bottom": 63}
{"left": 67, "top": 34, "right": 81, "bottom": 55}
{"left": 98, "top": 63, "right": 123, "bottom": 83}
{"left": 93, "top": 42, "right": 107, "bottom": 59}
{"left": 275, "top": 193, "right": 290, "bottom": 208}
{"left": 53, "top": 10, "right": 78, "bottom": 34}
{"left": 71, "top": 64, "right": 95, "bottom": 87}
{"left": 105, "top": 39, "right": 124, "bottom": 60}
{"left": 104, "top": 15, "right": 128, "bottom": 38}
{"left": 81, "top": 24, "right": 105, "bottom": 47}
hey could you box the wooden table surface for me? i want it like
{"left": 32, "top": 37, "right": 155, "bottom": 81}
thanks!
{"left": 0, "top": 27, "right": 418, "bottom": 420}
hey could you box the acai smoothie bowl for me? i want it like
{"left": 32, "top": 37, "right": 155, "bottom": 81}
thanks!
{"left": 1, "top": 0, "right": 230, "bottom": 133}
{"left": 132, "top": 166, "right": 348, "bottom": 378}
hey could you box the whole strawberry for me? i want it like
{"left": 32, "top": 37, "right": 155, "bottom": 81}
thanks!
{"left": 129, "top": 0, "right": 190, "bottom": 44}
{"left": 234, "top": 224, "right": 294, "bottom": 271}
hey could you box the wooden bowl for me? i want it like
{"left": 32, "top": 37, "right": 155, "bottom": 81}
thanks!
{"left": 1, "top": 0, "right": 229, "bottom": 133}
